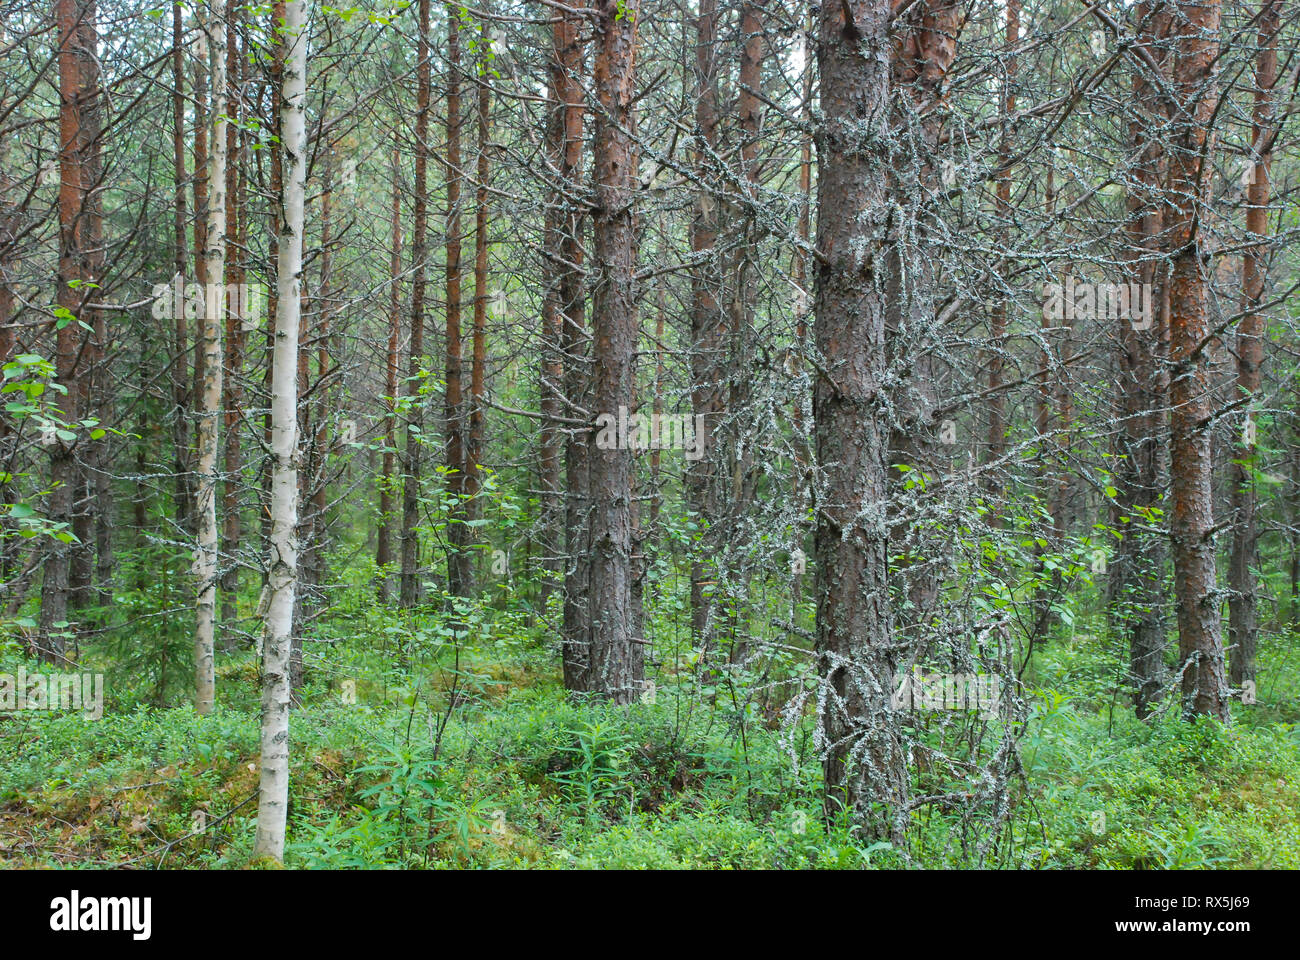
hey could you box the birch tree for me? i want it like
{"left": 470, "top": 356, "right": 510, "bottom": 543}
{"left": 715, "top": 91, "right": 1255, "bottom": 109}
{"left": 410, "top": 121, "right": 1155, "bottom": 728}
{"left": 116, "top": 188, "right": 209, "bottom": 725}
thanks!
{"left": 255, "top": 0, "right": 306, "bottom": 862}
{"left": 194, "top": 0, "right": 227, "bottom": 715}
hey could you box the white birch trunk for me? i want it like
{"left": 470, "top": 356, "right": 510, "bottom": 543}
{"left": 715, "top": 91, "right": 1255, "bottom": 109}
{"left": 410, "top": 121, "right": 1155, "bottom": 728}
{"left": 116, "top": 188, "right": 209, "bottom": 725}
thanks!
{"left": 194, "top": 2, "right": 226, "bottom": 715}
{"left": 254, "top": 0, "right": 307, "bottom": 861}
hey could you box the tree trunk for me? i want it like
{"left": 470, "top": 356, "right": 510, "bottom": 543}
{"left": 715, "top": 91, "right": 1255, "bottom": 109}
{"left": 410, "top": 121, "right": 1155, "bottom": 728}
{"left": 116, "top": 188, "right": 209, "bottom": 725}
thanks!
{"left": 584, "top": 0, "right": 643, "bottom": 702}
{"left": 1228, "top": 0, "right": 1279, "bottom": 691}
{"left": 221, "top": 10, "right": 245, "bottom": 642}
{"left": 538, "top": 57, "right": 566, "bottom": 620}
{"left": 193, "top": 1, "right": 227, "bottom": 716}
{"left": 1167, "top": 0, "right": 1229, "bottom": 721}
{"left": 884, "top": 0, "right": 964, "bottom": 644}
{"left": 463, "top": 17, "right": 492, "bottom": 596}
{"left": 790, "top": 14, "right": 813, "bottom": 618}
{"left": 77, "top": 3, "right": 109, "bottom": 611}
{"left": 687, "top": 0, "right": 724, "bottom": 650}
{"left": 40, "top": 0, "right": 92, "bottom": 665}
{"left": 985, "top": 0, "right": 1017, "bottom": 515}
{"left": 255, "top": 0, "right": 306, "bottom": 863}
{"left": 813, "top": 0, "right": 909, "bottom": 844}
{"left": 1111, "top": 1, "right": 1171, "bottom": 718}
{"left": 556, "top": 2, "right": 590, "bottom": 690}
{"left": 377, "top": 148, "right": 402, "bottom": 600}
{"left": 171, "top": 1, "right": 194, "bottom": 538}
{"left": 440, "top": 3, "right": 470, "bottom": 601}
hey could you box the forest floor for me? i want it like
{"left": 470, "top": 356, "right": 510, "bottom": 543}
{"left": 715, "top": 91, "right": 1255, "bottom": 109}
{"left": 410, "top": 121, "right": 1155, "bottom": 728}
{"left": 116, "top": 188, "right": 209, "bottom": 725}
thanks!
{"left": 2, "top": 601, "right": 1299, "bottom": 869}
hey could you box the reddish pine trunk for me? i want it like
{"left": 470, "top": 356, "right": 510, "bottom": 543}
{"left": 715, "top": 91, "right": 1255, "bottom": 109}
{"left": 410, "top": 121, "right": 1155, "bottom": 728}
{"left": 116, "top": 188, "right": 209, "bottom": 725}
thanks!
{"left": 400, "top": 0, "right": 433, "bottom": 607}
{"left": 462, "top": 20, "right": 492, "bottom": 597}
{"left": 1167, "top": 0, "right": 1229, "bottom": 721}
{"left": 583, "top": 0, "right": 643, "bottom": 702}
{"left": 1111, "top": 2, "right": 1171, "bottom": 718}
{"left": 40, "top": 0, "right": 92, "bottom": 664}
{"left": 555, "top": 3, "right": 590, "bottom": 690}
{"left": 1228, "top": 0, "right": 1280, "bottom": 691}
{"left": 814, "top": 0, "right": 909, "bottom": 843}
{"left": 439, "top": 2, "right": 469, "bottom": 602}
{"left": 78, "top": 2, "right": 109, "bottom": 609}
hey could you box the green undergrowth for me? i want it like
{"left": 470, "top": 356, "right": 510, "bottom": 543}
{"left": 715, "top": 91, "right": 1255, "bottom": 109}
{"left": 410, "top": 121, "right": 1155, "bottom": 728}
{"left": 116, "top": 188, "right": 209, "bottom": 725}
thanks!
{"left": 2, "top": 612, "right": 1297, "bottom": 869}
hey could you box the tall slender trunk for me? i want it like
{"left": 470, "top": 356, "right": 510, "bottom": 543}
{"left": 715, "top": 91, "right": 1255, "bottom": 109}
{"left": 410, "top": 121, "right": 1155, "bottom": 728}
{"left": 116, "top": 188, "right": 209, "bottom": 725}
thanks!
{"left": 255, "top": 0, "right": 306, "bottom": 863}
{"left": 1111, "top": 2, "right": 1171, "bottom": 718}
{"left": 687, "top": 0, "right": 723, "bottom": 649}
{"left": 298, "top": 163, "right": 333, "bottom": 637}
{"left": 0, "top": 178, "right": 14, "bottom": 594}
{"left": 462, "top": 17, "right": 492, "bottom": 596}
{"left": 538, "top": 59, "right": 565, "bottom": 618}
{"left": 440, "top": 4, "right": 470, "bottom": 601}
{"left": 171, "top": 2, "right": 192, "bottom": 537}
{"left": 813, "top": 0, "right": 908, "bottom": 844}
{"left": 399, "top": 0, "right": 433, "bottom": 607}
{"left": 885, "top": 0, "right": 964, "bottom": 643}
{"left": 1167, "top": 0, "right": 1229, "bottom": 721}
{"left": 723, "top": 0, "right": 764, "bottom": 663}
{"left": 76, "top": 3, "right": 108, "bottom": 610}
{"left": 56, "top": 2, "right": 101, "bottom": 615}
{"left": 288, "top": 269, "right": 311, "bottom": 687}
{"left": 1229, "top": 0, "right": 1280, "bottom": 691}
{"left": 40, "top": 0, "right": 90, "bottom": 665}
{"left": 193, "top": 2, "right": 227, "bottom": 716}
{"left": 192, "top": 26, "right": 209, "bottom": 327}
{"left": 221, "top": 10, "right": 246, "bottom": 641}
{"left": 985, "top": 0, "right": 1017, "bottom": 517}
{"left": 1031, "top": 154, "right": 1062, "bottom": 640}
{"left": 584, "top": 0, "right": 642, "bottom": 702}
{"left": 378, "top": 149, "right": 402, "bottom": 599}
{"left": 790, "top": 15, "right": 812, "bottom": 616}
{"left": 261, "top": 14, "right": 284, "bottom": 594}
{"left": 555, "top": 2, "right": 590, "bottom": 689}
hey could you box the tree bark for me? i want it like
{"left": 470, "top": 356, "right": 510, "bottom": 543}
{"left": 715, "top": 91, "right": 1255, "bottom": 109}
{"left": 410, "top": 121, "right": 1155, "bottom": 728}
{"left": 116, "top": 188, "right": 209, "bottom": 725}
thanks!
{"left": 193, "top": 1, "right": 227, "bottom": 716}
{"left": 687, "top": 0, "right": 724, "bottom": 650}
{"left": 584, "top": 0, "right": 643, "bottom": 702}
{"left": 463, "top": 16, "right": 492, "bottom": 596}
{"left": 555, "top": 1, "right": 590, "bottom": 690}
{"left": 40, "top": 0, "right": 91, "bottom": 665}
{"left": 76, "top": 2, "right": 108, "bottom": 612}
{"left": 1167, "top": 0, "right": 1229, "bottom": 721}
{"left": 538, "top": 49, "right": 566, "bottom": 619}
{"left": 1228, "top": 0, "right": 1280, "bottom": 691}
{"left": 438, "top": 1, "right": 468, "bottom": 602}
{"left": 813, "top": 0, "right": 908, "bottom": 842}
{"left": 255, "top": 0, "right": 306, "bottom": 863}
{"left": 985, "top": 0, "right": 1017, "bottom": 513}
{"left": 377, "top": 148, "right": 402, "bottom": 600}
{"left": 170, "top": 1, "right": 193, "bottom": 538}
{"left": 1111, "top": 1, "right": 1171, "bottom": 718}
{"left": 221, "top": 9, "right": 246, "bottom": 642}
